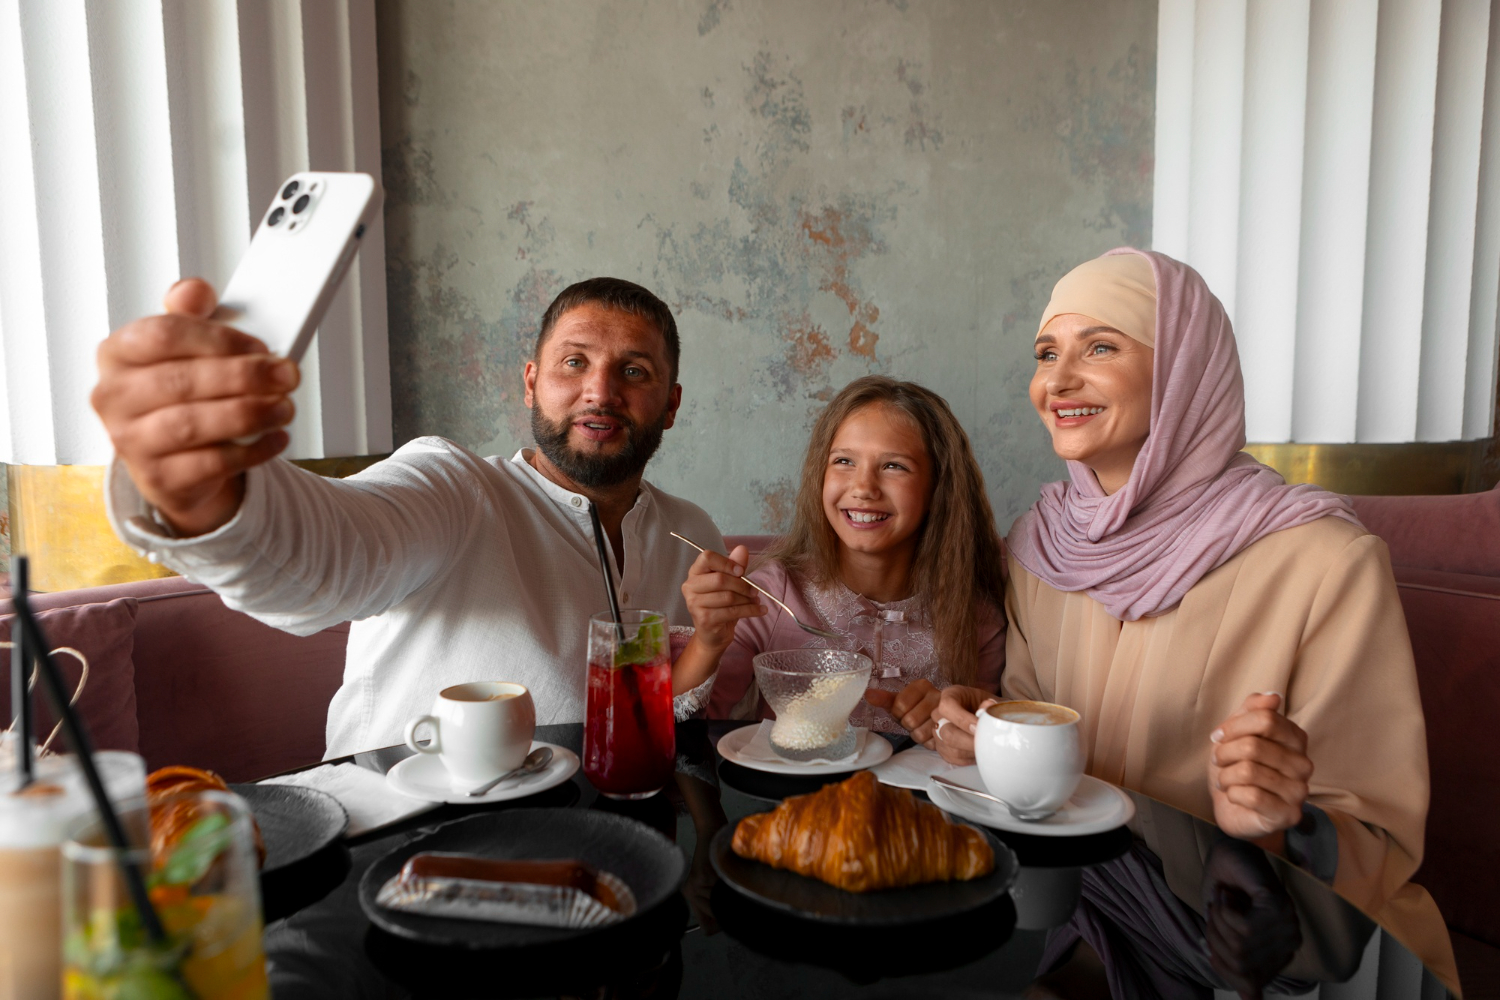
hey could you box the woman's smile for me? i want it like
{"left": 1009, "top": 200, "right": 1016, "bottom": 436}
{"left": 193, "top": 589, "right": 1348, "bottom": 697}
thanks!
{"left": 1031, "top": 312, "right": 1154, "bottom": 494}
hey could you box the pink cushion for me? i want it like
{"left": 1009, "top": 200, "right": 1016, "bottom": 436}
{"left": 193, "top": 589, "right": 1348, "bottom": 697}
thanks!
{"left": 1351, "top": 485, "right": 1500, "bottom": 577}
{"left": 1394, "top": 569, "right": 1500, "bottom": 946}
{"left": 0, "top": 598, "right": 140, "bottom": 753}
{"left": 129, "top": 590, "right": 346, "bottom": 781}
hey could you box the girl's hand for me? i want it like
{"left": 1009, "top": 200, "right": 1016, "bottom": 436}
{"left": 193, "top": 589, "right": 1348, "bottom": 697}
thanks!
{"left": 929, "top": 686, "right": 998, "bottom": 765}
{"left": 679, "top": 545, "right": 764, "bottom": 654}
{"left": 1209, "top": 693, "right": 1314, "bottom": 845}
{"left": 864, "top": 680, "right": 941, "bottom": 745}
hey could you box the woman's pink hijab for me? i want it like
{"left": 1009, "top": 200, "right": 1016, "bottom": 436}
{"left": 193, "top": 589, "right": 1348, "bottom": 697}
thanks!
{"left": 1007, "top": 248, "right": 1359, "bottom": 621}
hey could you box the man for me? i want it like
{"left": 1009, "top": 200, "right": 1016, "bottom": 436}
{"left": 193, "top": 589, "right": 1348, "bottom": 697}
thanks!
{"left": 92, "top": 276, "right": 764, "bottom": 756}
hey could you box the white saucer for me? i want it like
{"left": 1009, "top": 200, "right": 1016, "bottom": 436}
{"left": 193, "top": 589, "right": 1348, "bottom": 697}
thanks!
{"left": 386, "top": 741, "right": 580, "bottom": 805}
{"left": 716, "top": 726, "right": 893, "bottom": 775}
{"left": 927, "top": 767, "right": 1135, "bottom": 837}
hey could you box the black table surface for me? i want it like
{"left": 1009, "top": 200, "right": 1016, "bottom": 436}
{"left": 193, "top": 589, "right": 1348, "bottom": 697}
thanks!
{"left": 259, "top": 721, "right": 1453, "bottom": 999}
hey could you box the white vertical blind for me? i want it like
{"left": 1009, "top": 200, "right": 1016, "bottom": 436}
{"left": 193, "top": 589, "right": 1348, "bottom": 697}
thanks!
{"left": 1236, "top": 0, "right": 1310, "bottom": 443}
{"left": 1156, "top": 0, "right": 1500, "bottom": 445}
{"left": 1358, "top": 0, "right": 1442, "bottom": 442}
{"left": 0, "top": 0, "right": 391, "bottom": 465}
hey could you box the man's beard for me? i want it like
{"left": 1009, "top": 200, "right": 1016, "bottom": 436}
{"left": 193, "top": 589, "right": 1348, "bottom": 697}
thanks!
{"left": 530, "top": 405, "right": 668, "bottom": 489}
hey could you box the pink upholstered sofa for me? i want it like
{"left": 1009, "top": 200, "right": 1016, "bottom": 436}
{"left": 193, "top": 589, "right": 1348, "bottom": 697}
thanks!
{"left": 3, "top": 490, "right": 1497, "bottom": 951}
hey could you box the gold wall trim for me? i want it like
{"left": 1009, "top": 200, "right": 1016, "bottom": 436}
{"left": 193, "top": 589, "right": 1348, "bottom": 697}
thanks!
{"left": 1244, "top": 440, "right": 1496, "bottom": 496}
{"left": 7, "top": 455, "right": 391, "bottom": 593}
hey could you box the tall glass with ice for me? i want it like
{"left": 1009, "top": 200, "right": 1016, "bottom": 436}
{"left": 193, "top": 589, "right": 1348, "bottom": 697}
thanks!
{"left": 584, "top": 610, "right": 674, "bottom": 799}
{"left": 62, "top": 788, "right": 268, "bottom": 999}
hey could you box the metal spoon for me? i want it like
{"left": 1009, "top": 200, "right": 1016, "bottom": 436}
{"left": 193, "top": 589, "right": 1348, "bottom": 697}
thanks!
{"left": 930, "top": 773, "right": 1057, "bottom": 822}
{"left": 669, "top": 531, "right": 841, "bottom": 641}
{"left": 466, "top": 747, "right": 553, "bottom": 797}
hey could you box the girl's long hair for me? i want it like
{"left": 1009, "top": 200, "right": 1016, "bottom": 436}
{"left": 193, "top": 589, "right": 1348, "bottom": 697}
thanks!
{"left": 766, "top": 376, "right": 1006, "bottom": 686}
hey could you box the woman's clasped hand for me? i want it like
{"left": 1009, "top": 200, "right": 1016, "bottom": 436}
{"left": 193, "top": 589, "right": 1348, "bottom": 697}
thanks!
{"left": 1209, "top": 693, "right": 1314, "bottom": 844}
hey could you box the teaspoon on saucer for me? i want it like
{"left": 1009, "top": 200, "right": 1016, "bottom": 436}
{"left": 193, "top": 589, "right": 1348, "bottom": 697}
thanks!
{"left": 467, "top": 747, "right": 553, "bottom": 797}
{"left": 931, "top": 773, "right": 1057, "bottom": 822}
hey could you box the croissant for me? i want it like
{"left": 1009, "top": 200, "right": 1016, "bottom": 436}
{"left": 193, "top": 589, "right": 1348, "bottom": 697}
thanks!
{"left": 146, "top": 765, "right": 266, "bottom": 870}
{"left": 731, "top": 770, "right": 994, "bottom": 892}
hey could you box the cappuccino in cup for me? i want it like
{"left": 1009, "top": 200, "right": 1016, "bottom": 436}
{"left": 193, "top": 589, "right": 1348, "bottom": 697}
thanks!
{"left": 404, "top": 682, "right": 536, "bottom": 788}
{"left": 974, "top": 699, "right": 1083, "bottom": 820}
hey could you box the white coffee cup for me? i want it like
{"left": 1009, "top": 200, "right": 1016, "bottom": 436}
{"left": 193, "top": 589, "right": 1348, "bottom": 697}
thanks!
{"left": 974, "top": 699, "right": 1084, "bottom": 820}
{"left": 403, "top": 682, "right": 537, "bottom": 787}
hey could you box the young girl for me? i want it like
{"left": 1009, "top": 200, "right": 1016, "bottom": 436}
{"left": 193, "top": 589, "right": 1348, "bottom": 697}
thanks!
{"left": 672, "top": 376, "right": 1006, "bottom": 744}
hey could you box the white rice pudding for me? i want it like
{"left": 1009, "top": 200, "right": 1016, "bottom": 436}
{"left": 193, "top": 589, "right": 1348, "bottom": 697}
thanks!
{"left": 769, "top": 672, "right": 863, "bottom": 751}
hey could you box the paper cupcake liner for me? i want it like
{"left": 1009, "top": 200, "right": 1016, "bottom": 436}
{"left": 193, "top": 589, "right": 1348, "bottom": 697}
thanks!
{"left": 376, "top": 865, "right": 637, "bottom": 929}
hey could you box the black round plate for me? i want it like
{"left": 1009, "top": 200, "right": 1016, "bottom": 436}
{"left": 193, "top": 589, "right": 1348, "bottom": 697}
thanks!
{"left": 709, "top": 822, "right": 1017, "bottom": 925}
{"left": 229, "top": 782, "right": 348, "bottom": 871}
{"left": 358, "top": 808, "right": 688, "bottom": 949}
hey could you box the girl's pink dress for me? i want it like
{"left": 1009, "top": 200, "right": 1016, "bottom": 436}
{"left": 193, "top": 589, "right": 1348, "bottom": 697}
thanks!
{"left": 705, "top": 559, "right": 1005, "bottom": 733}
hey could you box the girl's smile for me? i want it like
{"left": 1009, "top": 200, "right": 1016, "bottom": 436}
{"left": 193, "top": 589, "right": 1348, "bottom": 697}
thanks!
{"left": 822, "top": 403, "right": 933, "bottom": 567}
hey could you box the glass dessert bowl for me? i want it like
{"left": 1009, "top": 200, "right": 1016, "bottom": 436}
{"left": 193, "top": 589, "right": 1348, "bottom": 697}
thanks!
{"left": 752, "top": 650, "right": 873, "bottom": 761}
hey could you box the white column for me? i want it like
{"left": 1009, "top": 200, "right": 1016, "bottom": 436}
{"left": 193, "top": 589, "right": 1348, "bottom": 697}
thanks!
{"left": 0, "top": 0, "right": 390, "bottom": 466}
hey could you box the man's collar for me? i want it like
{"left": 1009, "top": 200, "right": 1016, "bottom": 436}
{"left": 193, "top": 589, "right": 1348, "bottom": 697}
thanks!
{"left": 509, "top": 449, "right": 651, "bottom": 515}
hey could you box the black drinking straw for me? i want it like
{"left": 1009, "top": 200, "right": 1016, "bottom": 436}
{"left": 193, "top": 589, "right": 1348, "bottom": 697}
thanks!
{"left": 9, "top": 559, "right": 33, "bottom": 787}
{"left": 587, "top": 503, "right": 626, "bottom": 641}
{"left": 586, "top": 506, "right": 658, "bottom": 752}
{"left": 10, "top": 558, "right": 166, "bottom": 945}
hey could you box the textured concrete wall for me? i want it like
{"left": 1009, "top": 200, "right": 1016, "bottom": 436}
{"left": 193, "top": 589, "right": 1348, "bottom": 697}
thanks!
{"left": 375, "top": 0, "right": 1155, "bottom": 534}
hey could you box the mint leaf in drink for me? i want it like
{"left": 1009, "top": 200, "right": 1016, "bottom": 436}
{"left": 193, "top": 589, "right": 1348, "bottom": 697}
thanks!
{"left": 613, "top": 618, "right": 666, "bottom": 666}
{"left": 154, "top": 812, "right": 234, "bottom": 887}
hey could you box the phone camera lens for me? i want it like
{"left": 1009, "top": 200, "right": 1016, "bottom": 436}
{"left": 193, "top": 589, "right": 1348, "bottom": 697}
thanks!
{"left": 292, "top": 194, "right": 311, "bottom": 214}
{"left": 267, "top": 206, "right": 286, "bottom": 226}
{"left": 281, "top": 180, "right": 300, "bottom": 200}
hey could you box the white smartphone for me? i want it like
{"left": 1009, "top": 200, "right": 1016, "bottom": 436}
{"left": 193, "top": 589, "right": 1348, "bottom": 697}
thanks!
{"left": 216, "top": 171, "right": 383, "bottom": 362}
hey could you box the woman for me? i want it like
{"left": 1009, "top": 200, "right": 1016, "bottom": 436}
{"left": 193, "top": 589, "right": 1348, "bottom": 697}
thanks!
{"left": 677, "top": 376, "right": 1005, "bottom": 742}
{"left": 934, "top": 249, "right": 1451, "bottom": 979}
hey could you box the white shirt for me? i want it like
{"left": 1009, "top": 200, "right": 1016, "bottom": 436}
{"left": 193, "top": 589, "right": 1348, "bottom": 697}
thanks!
{"left": 105, "top": 437, "right": 724, "bottom": 757}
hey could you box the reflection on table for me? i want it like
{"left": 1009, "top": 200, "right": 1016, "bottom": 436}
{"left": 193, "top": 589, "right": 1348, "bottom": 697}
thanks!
{"left": 259, "top": 721, "right": 1456, "bottom": 1000}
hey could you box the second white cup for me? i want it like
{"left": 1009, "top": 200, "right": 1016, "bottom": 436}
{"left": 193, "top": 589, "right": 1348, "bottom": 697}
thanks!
{"left": 403, "top": 681, "right": 537, "bottom": 788}
{"left": 975, "top": 699, "right": 1084, "bottom": 820}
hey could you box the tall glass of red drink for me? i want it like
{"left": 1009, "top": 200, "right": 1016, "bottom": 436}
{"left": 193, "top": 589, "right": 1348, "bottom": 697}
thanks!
{"left": 584, "top": 610, "right": 675, "bottom": 799}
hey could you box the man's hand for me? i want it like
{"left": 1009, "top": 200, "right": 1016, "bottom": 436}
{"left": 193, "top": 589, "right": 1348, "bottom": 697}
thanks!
{"left": 678, "top": 545, "right": 764, "bottom": 653}
{"left": 91, "top": 279, "right": 299, "bottom": 536}
{"left": 930, "top": 685, "right": 999, "bottom": 765}
{"left": 864, "top": 679, "right": 941, "bottom": 745}
{"left": 1209, "top": 693, "right": 1313, "bottom": 843}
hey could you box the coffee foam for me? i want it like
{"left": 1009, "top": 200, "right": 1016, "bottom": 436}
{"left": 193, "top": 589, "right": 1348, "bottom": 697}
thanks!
{"left": 987, "top": 700, "right": 1077, "bottom": 726}
{"left": 443, "top": 683, "right": 525, "bottom": 702}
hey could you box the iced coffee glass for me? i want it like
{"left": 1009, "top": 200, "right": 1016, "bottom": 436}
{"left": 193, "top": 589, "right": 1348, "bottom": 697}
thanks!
{"left": 0, "top": 750, "right": 146, "bottom": 1000}
{"left": 62, "top": 789, "right": 268, "bottom": 1000}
